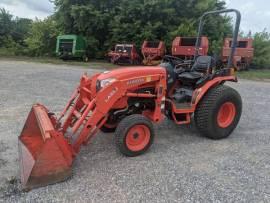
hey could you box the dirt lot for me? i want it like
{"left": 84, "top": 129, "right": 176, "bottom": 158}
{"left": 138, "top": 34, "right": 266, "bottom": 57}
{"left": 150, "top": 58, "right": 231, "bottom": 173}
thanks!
{"left": 0, "top": 60, "right": 269, "bottom": 202}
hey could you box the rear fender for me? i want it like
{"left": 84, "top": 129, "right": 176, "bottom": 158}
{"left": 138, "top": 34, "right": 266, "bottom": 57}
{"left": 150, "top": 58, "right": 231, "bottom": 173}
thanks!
{"left": 192, "top": 76, "right": 237, "bottom": 106}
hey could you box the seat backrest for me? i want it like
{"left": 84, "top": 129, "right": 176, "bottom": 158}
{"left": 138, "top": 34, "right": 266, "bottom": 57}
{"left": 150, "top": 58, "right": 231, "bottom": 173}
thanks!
{"left": 191, "top": 56, "right": 215, "bottom": 73}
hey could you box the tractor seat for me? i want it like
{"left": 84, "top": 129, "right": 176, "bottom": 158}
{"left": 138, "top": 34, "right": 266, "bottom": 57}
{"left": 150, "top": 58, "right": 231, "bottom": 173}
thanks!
{"left": 178, "top": 71, "right": 204, "bottom": 84}
{"left": 178, "top": 56, "right": 215, "bottom": 86}
{"left": 178, "top": 71, "right": 203, "bottom": 82}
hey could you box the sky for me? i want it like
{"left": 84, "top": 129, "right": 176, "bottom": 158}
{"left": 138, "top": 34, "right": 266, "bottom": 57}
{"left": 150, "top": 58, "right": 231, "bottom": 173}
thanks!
{"left": 0, "top": 0, "right": 54, "bottom": 19}
{"left": 225, "top": 0, "right": 270, "bottom": 33}
{"left": 0, "top": 0, "right": 269, "bottom": 33}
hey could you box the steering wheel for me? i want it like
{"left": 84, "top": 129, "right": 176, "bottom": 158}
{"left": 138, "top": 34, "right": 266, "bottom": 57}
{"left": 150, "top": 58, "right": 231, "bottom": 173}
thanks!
{"left": 162, "top": 55, "right": 188, "bottom": 74}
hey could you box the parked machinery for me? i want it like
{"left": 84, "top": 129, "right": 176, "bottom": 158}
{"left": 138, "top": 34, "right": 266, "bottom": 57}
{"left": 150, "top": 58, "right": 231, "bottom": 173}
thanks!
{"left": 172, "top": 36, "right": 209, "bottom": 60}
{"left": 107, "top": 44, "right": 141, "bottom": 65}
{"left": 141, "top": 41, "right": 166, "bottom": 66}
{"left": 222, "top": 38, "right": 254, "bottom": 70}
{"left": 19, "top": 9, "right": 242, "bottom": 191}
{"left": 56, "top": 35, "right": 88, "bottom": 61}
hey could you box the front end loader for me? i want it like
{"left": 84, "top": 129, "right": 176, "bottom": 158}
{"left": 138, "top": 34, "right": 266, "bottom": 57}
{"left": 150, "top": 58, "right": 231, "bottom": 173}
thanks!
{"left": 19, "top": 68, "right": 167, "bottom": 190}
{"left": 19, "top": 9, "right": 242, "bottom": 190}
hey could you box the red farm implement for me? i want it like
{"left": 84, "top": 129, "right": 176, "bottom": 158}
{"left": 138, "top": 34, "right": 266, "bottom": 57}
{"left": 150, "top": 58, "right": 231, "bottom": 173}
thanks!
{"left": 107, "top": 44, "right": 141, "bottom": 65}
{"left": 141, "top": 41, "right": 166, "bottom": 66}
{"left": 172, "top": 36, "right": 209, "bottom": 60}
{"left": 222, "top": 38, "right": 254, "bottom": 70}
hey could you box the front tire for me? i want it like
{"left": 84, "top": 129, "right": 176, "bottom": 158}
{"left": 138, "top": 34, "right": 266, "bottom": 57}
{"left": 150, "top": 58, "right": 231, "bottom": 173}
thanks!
{"left": 115, "top": 114, "right": 155, "bottom": 157}
{"left": 194, "top": 85, "right": 242, "bottom": 139}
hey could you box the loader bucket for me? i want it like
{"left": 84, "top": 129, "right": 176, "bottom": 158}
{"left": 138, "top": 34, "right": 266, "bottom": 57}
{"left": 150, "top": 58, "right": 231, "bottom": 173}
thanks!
{"left": 18, "top": 104, "right": 73, "bottom": 190}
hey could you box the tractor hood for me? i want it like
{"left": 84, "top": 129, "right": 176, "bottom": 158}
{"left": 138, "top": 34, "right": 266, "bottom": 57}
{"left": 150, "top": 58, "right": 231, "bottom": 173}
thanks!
{"left": 97, "top": 66, "right": 165, "bottom": 81}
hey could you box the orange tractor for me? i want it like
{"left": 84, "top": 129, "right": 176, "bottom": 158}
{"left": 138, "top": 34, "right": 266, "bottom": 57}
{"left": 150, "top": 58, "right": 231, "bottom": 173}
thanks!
{"left": 19, "top": 9, "right": 242, "bottom": 190}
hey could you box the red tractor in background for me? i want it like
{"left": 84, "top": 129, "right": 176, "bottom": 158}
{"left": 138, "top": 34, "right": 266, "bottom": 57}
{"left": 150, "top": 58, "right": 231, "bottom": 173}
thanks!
{"left": 141, "top": 41, "right": 166, "bottom": 66}
{"left": 172, "top": 36, "right": 209, "bottom": 60}
{"left": 107, "top": 44, "right": 141, "bottom": 65}
{"left": 19, "top": 9, "right": 243, "bottom": 190}
{"left": 222, "top": 38, "right": 254, "bottom": 70}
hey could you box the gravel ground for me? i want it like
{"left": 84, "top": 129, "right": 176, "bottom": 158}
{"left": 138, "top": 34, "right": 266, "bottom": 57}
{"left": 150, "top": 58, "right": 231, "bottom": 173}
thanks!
{"left": 0, "top": 60, "right": 269, "bottom": 202}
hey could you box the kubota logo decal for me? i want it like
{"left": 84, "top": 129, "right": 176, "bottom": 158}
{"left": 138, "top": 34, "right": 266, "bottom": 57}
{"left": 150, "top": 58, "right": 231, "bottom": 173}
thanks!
{"left": 127, "top": 78, "right": 145, "bottom": 85}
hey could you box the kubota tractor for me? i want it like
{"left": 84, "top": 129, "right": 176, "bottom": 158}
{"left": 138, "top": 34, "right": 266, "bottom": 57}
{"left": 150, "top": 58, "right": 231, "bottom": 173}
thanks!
{"left": 107, "top": 44, "right": 141, "bottom": 65}
{"left": 141, "top": 41, "right": 166, "bottom": 66}
{"left": 19, "top": 9, "right": 242, "bottom": 190}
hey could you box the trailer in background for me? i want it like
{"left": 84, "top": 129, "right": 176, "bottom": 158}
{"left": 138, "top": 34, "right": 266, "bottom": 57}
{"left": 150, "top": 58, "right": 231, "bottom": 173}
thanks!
{"left": 56, "top": 35, "right": 88, "bottom": 61}
{"left": 141, "top": 41, "right": 166, "bottom": 66}
{"left": 107, "top": 44, "right": 141, "bottom": 65}
{"left": 172, "top": 37, "right": 209, "bottom": 59}
{"left": 222, "top": 38, "right": 254, "bottom": 70}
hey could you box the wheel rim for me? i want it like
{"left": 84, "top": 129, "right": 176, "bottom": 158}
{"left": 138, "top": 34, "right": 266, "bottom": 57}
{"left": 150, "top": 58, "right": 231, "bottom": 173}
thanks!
{"left": 217, "top": 102, "right": 236, "bottom": 128}
{"left": 126, "top": 125, "right": 150, "bottom": 152}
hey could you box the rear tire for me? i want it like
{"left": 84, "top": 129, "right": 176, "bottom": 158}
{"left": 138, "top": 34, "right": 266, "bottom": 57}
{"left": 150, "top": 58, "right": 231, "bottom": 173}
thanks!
{"left": 194, "top": 85, "right": 242, "bottom": 139}
{"left": 115, "top": 114, "right": 155, "bottom": 157}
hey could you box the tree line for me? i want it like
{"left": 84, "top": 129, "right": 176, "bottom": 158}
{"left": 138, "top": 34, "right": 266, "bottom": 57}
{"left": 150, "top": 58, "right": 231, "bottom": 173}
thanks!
{"left": 0, "top": 0, "right": 269, "bottom": 68}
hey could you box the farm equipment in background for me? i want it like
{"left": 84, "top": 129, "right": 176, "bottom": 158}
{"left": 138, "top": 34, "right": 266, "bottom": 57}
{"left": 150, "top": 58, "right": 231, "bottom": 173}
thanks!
{"left": 107, "top": 44, "right": 141, "bottom": 65}
{"left": 19, "top": 9, "right": 242, "bottom": 191}
{"left": 172, "top": 36, "right": 209, "bottom": 60}
{"left": 222, "top": 38, "right": 254, "bottom": 70}
{"left": 56, "top": 35, "right": 88, "bottom": 61}
{"left": 141, "top": 41, "right": 166, "bottom": 66}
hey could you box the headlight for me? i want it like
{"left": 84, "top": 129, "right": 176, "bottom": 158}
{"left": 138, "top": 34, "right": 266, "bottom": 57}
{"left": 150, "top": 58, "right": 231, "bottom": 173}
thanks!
{"left": 96, "top": 78, "right": 116, "bottom": 92}
{"left": 100, "top": 78, "right": 116, "bottom": 88}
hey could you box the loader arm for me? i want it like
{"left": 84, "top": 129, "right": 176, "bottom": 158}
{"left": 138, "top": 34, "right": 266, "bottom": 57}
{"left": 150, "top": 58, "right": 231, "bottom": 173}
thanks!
{"left": 61, "top": 73, "right": 166, "bottom": 153}
{"left": 19, "top": 70, "right": 166, "bottom": 190}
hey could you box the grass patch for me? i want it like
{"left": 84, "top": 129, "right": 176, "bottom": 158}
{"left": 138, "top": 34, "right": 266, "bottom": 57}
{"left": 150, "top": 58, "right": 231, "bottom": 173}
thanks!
{"left": 0, "top": 56, "right": 117, "bottom": 70}
{"left": 237, "top": 69, "right": 270, "bottom": 81}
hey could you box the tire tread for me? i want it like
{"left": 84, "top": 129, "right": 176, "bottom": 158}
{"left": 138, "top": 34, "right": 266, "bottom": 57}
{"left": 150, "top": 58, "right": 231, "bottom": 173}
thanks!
{"left": 195, "top": 85, "right": 242, "bottom": 139}
{"left": 115, "top": 114, "right": 155, "bottom": 156}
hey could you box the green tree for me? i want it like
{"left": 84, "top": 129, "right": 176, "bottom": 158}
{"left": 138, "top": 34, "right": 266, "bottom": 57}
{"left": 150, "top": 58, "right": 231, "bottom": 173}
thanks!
{"left": 25, "top": 17, "right": 60, "bottom": 56}
{"left": 252, "top": 30, "right": 270, "bottom": 68}
{"left": 0, "top": 8, "right": 32, "bottom": 55}
{"left": 0, "top": 8, "right": 14, "bottom": 46}
{"left": 53, "top": 0, "right": 121, "bottom": 57}
{"left": 13, "top": 17, "right": 32, "bottom": 45}
{"left": 52, "top": 0, "right": 231, "bottom": 57}
{"left": 4, "top": 1, "right": 262, "bottom": 62}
